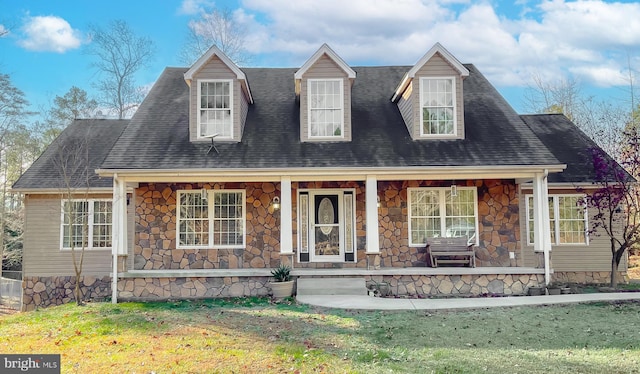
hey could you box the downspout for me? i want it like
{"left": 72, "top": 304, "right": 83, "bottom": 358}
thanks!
{"left": 542, "top": 169, "right": 551, "bottom": 286}
{"left": 112, "top": 173, "right": 118, "bottom": 304}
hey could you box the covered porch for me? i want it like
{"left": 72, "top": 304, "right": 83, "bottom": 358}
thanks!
{"left": 104, "top": 166, "right": 560, "bottom": 301}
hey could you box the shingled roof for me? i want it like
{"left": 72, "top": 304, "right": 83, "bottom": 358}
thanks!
{"left": 12, "top": 119, "right": 129, "bottom": 191}
{"left": 100, "top": 64, "right": 562, "bottom": 170}
{"left": 521, "top": 113, "right": 623, "bottom": 184}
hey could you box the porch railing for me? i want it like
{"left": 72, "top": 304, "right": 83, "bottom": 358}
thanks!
{"left": 1, "top": 271, "right": 22, "bottom": 310}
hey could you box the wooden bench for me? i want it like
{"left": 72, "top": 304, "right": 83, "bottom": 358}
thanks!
{"left": 427, "top": 237, "right": 476, "bottom": 268}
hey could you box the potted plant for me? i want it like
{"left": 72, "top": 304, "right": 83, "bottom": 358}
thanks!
{"left": 269, "top": 264, "right": 295, "bottom": 299}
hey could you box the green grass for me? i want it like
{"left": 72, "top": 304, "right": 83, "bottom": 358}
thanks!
{"left": 2, "top": 299, "right": 640, "bottom": 373}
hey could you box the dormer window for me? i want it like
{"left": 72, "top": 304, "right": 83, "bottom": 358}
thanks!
{"left": 309, "top": 79, "right": 344, "bottom": 138}
{"left": 420, "top": 77, "right": 456, "bottom": 136}
{"left": 184, "top": 45, "right": 252, "bottom": 143}
{"left": 198, "top": 79, "right": 233, "bottom": 139}
{"left": 391, "top": 43, "right": 468, "bottom": 140}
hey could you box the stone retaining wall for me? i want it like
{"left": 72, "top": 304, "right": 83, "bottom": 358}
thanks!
{"left": 365, "top": 273, "right": 545, "bottom": 296}
{"left": 117, "top": 276, "right": 270, "bottom": 300}
{"left": 22, "top": 276, "right": 111, "bottom": 311}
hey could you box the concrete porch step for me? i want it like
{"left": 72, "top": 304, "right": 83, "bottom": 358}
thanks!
{"left": 296, "top": 277, "right": 367, "bottom": 296}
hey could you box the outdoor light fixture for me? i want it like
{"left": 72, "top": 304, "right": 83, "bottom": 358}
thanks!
{"left": 451, "top": 184, "right": 457, "bottom": 197}
{"left": 377, "top": 195, "right": 381, "bottom": 208}
{"left": 272, "top": 196, "right": 281, "bottom": 210}
{"left": 201, "top": 188, "right": 208, "bottom": 201}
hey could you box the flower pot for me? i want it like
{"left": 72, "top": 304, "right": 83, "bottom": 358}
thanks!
{"left": 270, "top": 280, "right": 295, "bottom": 299}
{"left": 547, "top": 287, "right": 562, "bottom": 295}
{"left": 528, "top": 286, "right": 544, "bottom": 296}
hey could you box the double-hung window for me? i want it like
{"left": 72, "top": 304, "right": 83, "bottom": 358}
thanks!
{"left": 526, "top": 195, "right": 587, "bottom": 245}
{"left": 61, "top": 199, "right": 112, "bottom": 250}
{"left": 408, "top": 187, "right": 478, "bottom": 246}
{"left": 177, "top": 190, "right": 245, "bottom": 248}
{"left": 420, "top": 77, "right": 456, "bottom": 136}
{"left": 308, "top": 79, "right": 343, "bottom": 138}
{"left": 198, "top": 79, "right": 233, "bottom": 139}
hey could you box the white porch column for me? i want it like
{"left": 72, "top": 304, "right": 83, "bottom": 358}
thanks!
{"left": 280, "top": 177, "right": 293, "bottom": 254}
{"left": 532, "top": 171, "right": 552, "bottom": 286}
{"left": 111, "top": 175, "right": 128, "bottom": 303}
{"left": 365, "top": 175, "right": 380, "bottom": 254}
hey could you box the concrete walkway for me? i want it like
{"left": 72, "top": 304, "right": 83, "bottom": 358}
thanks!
{"left": 297, "top": 292, "right": 640, "bottom": 311}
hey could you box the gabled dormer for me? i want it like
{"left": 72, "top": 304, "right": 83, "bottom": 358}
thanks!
{"left": 295, "top": 44, "right": 356, "bottom": 142}
{"left": 184, "top": 46, "right": 253, "bottom": 143}
{"left": 392, "top": 43, "right": 469, "bottom": 140}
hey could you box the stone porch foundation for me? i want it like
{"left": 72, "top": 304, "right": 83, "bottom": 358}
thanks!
{"left": 365, "top": 274, "right": 545, "bottom": 296}
{"left": 117, "top": 276, "right": 270, "bottom": 300}
{"left": 21, "top": 270, "right": 629, "bottom": 310}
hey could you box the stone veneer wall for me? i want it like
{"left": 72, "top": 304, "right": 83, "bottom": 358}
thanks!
{"left": 133, "top": 179, "right": 520, "bottom": 271}
{"left": 22, "top": 276, "right": 111, "bottom": 311}
{"left": 135, "top": 182, "right": 281, "bottom": 271}
{"left": 377, "top": 179, "right": 520, "bottom": 268}
{"left": 553, "top": 271, "right": 629, "bottom": 284}
{"left": 365, "top": 273, "right": 545, "bottom": 296}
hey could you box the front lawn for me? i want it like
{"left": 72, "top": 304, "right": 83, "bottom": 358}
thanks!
{"left": 1, "top": 298, "right": 639, "bottom": 373}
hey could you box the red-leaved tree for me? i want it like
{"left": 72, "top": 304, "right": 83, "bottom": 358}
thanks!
{"left": 583, "top": 130, "right": 640, "bottom": 287}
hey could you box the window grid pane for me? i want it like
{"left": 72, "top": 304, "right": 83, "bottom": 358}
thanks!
{"left": 213, "top": 192, "right": 244, "bottom": 246}
{"left": 444, "top": 190, "right": 476, "bottom": 240}
{"left": 528, "top": 195, "right": 584, "bottom": 245}
{"left": 409, "top": 190, "right": 441, "bottom": 244}
{"left": 309, "top": 80, "right": 343, "bottom": 137}
{"left": 93, "top": 201, "right": 112, "bottom": 248}
{"left": 557, "top": 196, "right": 585, "bottom": 244}
{"left": 179, "top": 192, "right": 209, "bottom": 247}
{"left": 421, "top": 78, "right": 454, "bottom": 135}
{"left": 200, "top": 81, "right": 232, "bottom": 138}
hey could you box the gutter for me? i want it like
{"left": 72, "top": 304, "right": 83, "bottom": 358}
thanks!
{"left": 96, "top": 164, "right": 567, "bottom": 181}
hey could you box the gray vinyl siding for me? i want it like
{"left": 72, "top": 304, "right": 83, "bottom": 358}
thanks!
{"left": 411, "top": 53, "right": 465, "bottom": 140}
{"left": 22, "top": 193, "right": 134, "bottom": 277}
{"left": 518, "top": 190, "right": 626, "bottom": 272}
{"left": 397, "top": 84, "right": 414, "bottom": 135}
{"left": 300, "top": 54, "right": 352, "bottom": 142}
{"left": 189, "top": 56, "right": 243, "bottom": 143}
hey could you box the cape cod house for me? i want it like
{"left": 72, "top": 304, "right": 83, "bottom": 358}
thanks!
{"left": 12, "top": 43, "right": 627, "bottom": 310}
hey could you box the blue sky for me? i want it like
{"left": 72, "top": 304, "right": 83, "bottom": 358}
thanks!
{"left": 1, "top": 0, "right": 640, "bottom": 118}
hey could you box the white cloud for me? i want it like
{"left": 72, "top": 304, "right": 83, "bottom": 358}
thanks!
{"left": 177, "top": 0, "right": 216, "bottom": 15}
{"left": 0, "top": 24, "right": 8, "bottom": 37}
{"left": 234, "top": 0, "right": 640, "bottom": 89}
{"left": 18, "top": 16, "right": 82, "bottom": 53}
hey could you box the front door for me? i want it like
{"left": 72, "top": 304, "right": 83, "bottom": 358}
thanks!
{"left": 310, "top": 193, "right": 343, "bottom": 262}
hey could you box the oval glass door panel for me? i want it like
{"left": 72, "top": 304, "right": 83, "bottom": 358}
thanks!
{"left": 318, "top": 197, "right": 335, "bottom": 234}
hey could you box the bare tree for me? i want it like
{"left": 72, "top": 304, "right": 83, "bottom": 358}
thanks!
{"left": 0, "top": 73, "right": 33, "bottom": 277}
{"left": 180, "top": 7, "right": 251, "bottom": 66}
{"left": 51, "top": 126, "right": 94, "bottom": 305}
{"left": 524, "top": 73, "right": 629, "bottom": 162}
{"left": 85, "top": 20, "right": 155, "bottom": 119}
{"left": 42, "top": 86, "right": 98, "bottom": 145}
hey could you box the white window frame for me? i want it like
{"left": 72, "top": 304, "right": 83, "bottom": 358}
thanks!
{"left": 177, "top": 189, "right": 246, "bottom": 249}
{"left": 307, "top": 78, "right": 344, "bottom": 139}
{"left": 197, "top": 79, "right": 234, "bottom": 140}
{"left": 408, "top": 187, "right": 478, "bottom": 247}
{"left": 419, "top": 77, "right": 457, "bottom": 138}
{"left": 526, "top": 194, "right": 589, "bottom": 246}
{"left": 60, "top": 199, "right": 112, "bottom": 251}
